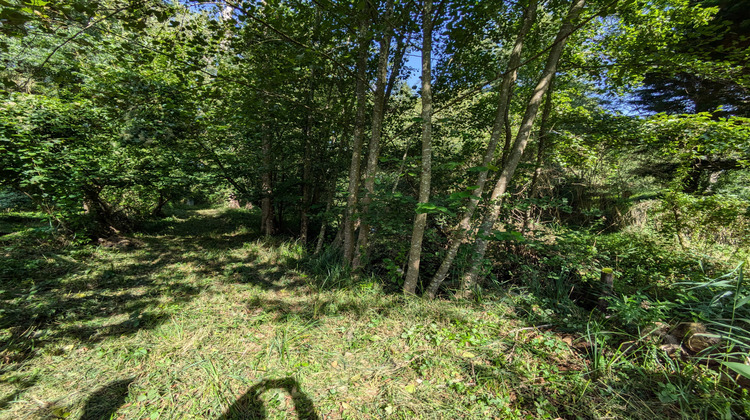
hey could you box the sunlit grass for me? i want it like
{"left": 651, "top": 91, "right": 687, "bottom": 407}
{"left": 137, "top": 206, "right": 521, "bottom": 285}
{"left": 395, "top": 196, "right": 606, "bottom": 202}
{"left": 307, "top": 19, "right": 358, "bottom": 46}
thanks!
{"left": 0, "top": 207, "right": 747, "bottom": 419}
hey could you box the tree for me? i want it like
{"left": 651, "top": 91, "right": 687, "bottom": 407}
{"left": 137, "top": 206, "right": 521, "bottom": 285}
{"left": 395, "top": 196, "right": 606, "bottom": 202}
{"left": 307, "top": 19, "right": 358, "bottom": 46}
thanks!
{"left": 633, "top": 0, "right": 750, "bottom": 117}
{"left": 458, "top": 0, "right": 587, "bottom": 296}
{"left": 425, "top": 0, "right": 538, "bottom": 298}
{"left": 403, "top": 0, "right": 434, "bottom": 295}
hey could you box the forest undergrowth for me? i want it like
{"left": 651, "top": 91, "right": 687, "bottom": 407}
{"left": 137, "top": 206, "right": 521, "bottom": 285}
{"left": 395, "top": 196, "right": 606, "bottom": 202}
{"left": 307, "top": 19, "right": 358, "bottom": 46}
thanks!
{"left": 1, "top": 207, "right": 748, "bottom": 419}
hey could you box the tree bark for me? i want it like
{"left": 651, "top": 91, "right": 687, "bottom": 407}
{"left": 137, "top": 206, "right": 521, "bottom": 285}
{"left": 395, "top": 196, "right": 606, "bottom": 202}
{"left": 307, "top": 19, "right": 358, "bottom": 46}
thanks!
{"left": 425, "top": 0, "right": 537, "bottom": 298}
{"left": 83, "top": 185, "right": 132, "bottom": 236}
{"left": 385, "top": 34, "right": 409, "bottom": 108}
{"left": 352, "top": 0, "right": 396, "bottom": 270}
{"left": 501, "top": 101, "right": 513, "bottom": 167}
{"left": 342, "top": 9, "right": 372, "bottom": 264}
{"left": 151, "top": 191, "right": 169, "bottom": 217}
{"left": 458, "top": 0, "right": 586, "bottom": 297}
{"left": 260, "top": 131, "right": 275, "bottom": 236}
{"left": 314, "top": 184, "right": 334, "bottom": 255}
{"left": 301, "top": 6, "right": 324, "bottom": 246}
{"left": 403, "top": 0, "right": 433, "bottom": 295}
{"left": 300, "top": 69, "right": 316, "bottom": 245}
{"left": 523, "top": 78, "right": 555, "bottom": 233}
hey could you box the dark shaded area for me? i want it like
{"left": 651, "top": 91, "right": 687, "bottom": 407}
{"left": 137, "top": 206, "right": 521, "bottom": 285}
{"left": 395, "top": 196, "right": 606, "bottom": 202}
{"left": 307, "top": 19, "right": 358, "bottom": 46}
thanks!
{"left": 0, "top": 212, "right": 47, "bottom": 238}
{"left": 79, "top": 377, "right": 135, "bottom": 420}
{"left": 219, "top": 377, "right": 319, "bottom": 420}
{"left": 635, "top": 72, "right": 750, "bottom": 117}
{"left": 633, "top": 0, "right": 750, "bottom": 118}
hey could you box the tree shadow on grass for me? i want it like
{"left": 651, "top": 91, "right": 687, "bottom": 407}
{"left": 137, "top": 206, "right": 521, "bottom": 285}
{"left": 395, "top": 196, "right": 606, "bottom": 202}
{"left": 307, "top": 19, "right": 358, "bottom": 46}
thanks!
{"left": 219, "top": 377, "right": 319, "bottom": 420}
{"left": 79, "top": 377, "right": 135, "bottom": 420}
{"left": 0, "top": 207, "right": 300, "bottom": 373}
{"left": 0, "top": 374, "right": 37, "bottom": 411}
{"left": 1, "top": 207, "right": 447, "bottom": 376}
{"left": 0, "top": 216, "right": 234, "bottom": 372}
{"left": 0, "top": 269, "right": 201, "bottom": 373}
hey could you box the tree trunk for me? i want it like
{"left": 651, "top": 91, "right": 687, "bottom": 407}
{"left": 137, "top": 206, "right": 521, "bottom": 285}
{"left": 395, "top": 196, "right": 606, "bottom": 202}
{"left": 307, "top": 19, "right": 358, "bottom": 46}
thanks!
{"left": 523, "top": 78, "right": 555, "bottom": 233}
{"left": 459, "top": 0, "right": 586, "bottom": 298}
{"left": 314, "top": 184, "right": 334, "bottom": 255}
{"left": 301, "top": 6, "right": 323, "bottom": 245}
{"left": 342, "top": 9, "right": 371, "bottom": 264}
{"left": 315, "top": 127, "right": 345, "bottom": 255}
{"left": 403, "top": 0, "right": 434, "bottom": 295}
{"left": 83, "top": 185, "right": 132, "bottom": 236}
{"left": 501, "top": 101, "right": 513, "bottom": 167}
{"left": 385, "top": 34, "right": 409, "bottom": 108}
{"left": 352, "top": 0, "right": 396, "bottom": 270}
{"left": 261, "top": 131, "right": 276, "bottom": 236}
{"left": 151, "top": 191, "right": 169, "bottom": 217}
{"left": 300, "top": 69, "right": 316, "bottom": 245}
{"left": 425, "top": 0, "right": 537, "bottom": 298}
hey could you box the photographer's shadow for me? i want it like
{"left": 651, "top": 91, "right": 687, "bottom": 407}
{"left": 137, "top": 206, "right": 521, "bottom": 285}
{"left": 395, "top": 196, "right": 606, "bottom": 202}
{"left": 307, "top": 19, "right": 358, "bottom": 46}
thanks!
{"left": 219, "top": 377, "right": 319, "bottom": 420}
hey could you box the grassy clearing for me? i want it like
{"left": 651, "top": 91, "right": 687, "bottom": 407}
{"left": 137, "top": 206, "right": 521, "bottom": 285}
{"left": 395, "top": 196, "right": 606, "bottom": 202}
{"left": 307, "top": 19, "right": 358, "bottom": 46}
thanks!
{"left": 0, "top": 208, "right": 746, "bottom": 419}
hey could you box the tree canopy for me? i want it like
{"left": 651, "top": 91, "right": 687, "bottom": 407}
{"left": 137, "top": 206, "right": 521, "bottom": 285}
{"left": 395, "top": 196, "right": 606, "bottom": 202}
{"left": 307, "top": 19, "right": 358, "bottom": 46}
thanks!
{"left": 1, "top": 0, "right": 748, "bottom": 289}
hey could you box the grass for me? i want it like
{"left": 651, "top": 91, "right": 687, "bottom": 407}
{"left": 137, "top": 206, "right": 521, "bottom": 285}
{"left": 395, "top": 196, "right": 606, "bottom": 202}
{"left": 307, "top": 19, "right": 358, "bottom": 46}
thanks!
{"left": 0, "top": 207, "right": 747, "bottom": 419}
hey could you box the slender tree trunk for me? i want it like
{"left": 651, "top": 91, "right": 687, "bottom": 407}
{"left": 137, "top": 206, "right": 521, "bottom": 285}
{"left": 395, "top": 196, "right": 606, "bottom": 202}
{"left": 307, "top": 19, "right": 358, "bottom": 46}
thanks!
{"left": 403, "top": 0, "right": 434, "bottom": 295}
{"left": 523, "top": 78, "right": 555, "bottom": 233}
{"left": 300, "top": 139, "right": 312, "bottom": 242}
{"left": 387, "top": 36, "right": 413, "bottom": 195}
{"left": 300, "top": 68, "right": 316, "bottom": 245}
{"left": 261, "top": 130, "right": 276, "bottom": 236}
{"left": 501, "top": 103, "right": 513, "bottom": 166}
{"left": 151, "top": 191, "right": 169, "bottom": 217}
{"left": 316, "top": 125, "right": 347, "bottom": 255}
{"left": 391, "top": 139, "right": 412, "bottom": 194}
{"left": 385, "top": 34, "right": 409, "bottom": 107}
{"left": 301, "top": 6, "right": 324, "bottom": 245}
{"left": 425, "top": 0, "right": 537, "bottom": 298}
{"left": 315, "top": 184, "right": 334, "bottom": 255}
{"left": 458, "top": 0, "right": 586, "bottom": 297}
{"left": 342, "top": 10, "right": 372, "bottom": 264}
{"left": 352, "top": 0, "right": 395, "bottom": 270}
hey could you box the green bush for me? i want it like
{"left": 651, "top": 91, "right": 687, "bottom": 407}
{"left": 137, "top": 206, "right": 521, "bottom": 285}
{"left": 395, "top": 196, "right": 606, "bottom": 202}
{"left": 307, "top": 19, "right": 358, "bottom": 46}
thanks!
{"left": 656, "top": 191, "right": 750, "bottom": 248}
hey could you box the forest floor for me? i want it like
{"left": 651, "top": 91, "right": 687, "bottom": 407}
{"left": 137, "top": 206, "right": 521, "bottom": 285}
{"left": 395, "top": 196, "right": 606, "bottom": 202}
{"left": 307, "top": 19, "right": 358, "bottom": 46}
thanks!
{"left": 0, "top": 207, "right": 729, "bottom": 419}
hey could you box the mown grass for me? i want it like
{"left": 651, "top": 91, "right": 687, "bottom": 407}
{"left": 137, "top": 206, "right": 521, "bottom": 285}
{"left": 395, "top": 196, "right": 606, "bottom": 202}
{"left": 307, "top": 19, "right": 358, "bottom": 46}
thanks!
{"left": 1, "top": 207, "right": 747, "bottom": 419}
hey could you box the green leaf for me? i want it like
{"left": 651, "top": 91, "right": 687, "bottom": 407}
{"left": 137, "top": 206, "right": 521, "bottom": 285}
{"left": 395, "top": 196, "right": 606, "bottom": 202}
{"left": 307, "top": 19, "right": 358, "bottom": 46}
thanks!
{"left": 485, "top": 230, "right": 525, "bottom": 242}
{"left": 415, "top": 202, "right": 449, "bottom": 214}
{"left": 449, "top": 191, "right": 473, "bottom": 200}
{"left": 720, "top": 361, "right": 750, "bottom": 380}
